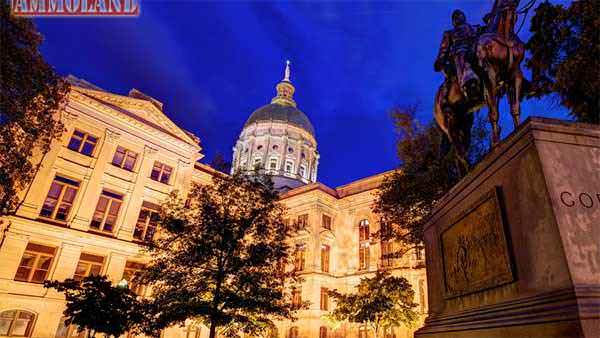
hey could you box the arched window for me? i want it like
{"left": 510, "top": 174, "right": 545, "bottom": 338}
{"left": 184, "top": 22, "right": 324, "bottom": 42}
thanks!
{"left": 359, "top": 219, "right": 370, "bottom": 241}
{"left": 319, "top": 326, "right": 328, "bottom": 338}
{"left": 185, "top": 324, "right": 201, "bottom": 338}
{"left": 55, "top": 316, "right": 86, "bottom": 338}
{"left": 288, "top": 326, "right": 299, "bottom": 338}
{"left": 0, "top": 310, "right": 36, "bottom": 337}
{"left": 359, "top": 219, "right": 370, "bottom": 270}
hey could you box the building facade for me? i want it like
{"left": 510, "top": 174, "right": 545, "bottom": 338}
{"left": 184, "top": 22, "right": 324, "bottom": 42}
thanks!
{"left": 0, "top": 69, "right": 426, "bottom": 338}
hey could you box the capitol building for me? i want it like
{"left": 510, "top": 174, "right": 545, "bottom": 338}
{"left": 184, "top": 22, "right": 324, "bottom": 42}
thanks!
{"left": 0, "top": 63, "right": 426, "bottom": 338}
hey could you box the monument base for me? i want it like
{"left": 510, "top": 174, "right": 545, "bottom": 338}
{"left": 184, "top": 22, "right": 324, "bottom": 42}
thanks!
{"left": 415, "top": 118, "right": 599, "bottom": 338}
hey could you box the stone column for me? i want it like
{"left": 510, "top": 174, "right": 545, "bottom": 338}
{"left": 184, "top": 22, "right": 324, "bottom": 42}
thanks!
{"left": 0, "top": 232, "right": 29, "bottom": 282}
{"left": 71, "top": 128, "right": 120, "bottom": 231}
{"left": 117, "top": 146, "right": 157, "bottom": 241}
{"left": 105, "top": 252, "right": 128, "bottom": 284}
{"left": 16, "top": 110, "right": 79, "bottom": 219}
{"left": 45, "top": 243, "right": 82, "bottom": 298}
{"left": 51, "top": 243, "right": 82, "bottom": 281}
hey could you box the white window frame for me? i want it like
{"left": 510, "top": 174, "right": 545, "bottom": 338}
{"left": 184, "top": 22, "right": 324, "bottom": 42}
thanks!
{"left": 299, "top": 164, "right": 307, "bottom": 178}
{"left": 284, "top": 160, "right": 294, "bottom": 174}
{"left": 268, "top": 157, "right": 279, "bottom": 171}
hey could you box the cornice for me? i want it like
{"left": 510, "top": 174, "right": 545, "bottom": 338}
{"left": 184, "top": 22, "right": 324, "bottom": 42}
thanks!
{"left": 70, "top": 86, "right": 200, "bottom": 149}
{"left": 68, "top": 90, "right": 200, "bottom": 156}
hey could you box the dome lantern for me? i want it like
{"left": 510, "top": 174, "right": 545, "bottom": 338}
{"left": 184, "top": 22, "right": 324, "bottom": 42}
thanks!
{"left": 271, "top": 60, "right": 296, "bottom": 107}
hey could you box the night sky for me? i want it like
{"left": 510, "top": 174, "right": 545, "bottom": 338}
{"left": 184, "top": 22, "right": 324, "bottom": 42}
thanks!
{"left": 35, "top": 1, "right": 569, "bottom": 187}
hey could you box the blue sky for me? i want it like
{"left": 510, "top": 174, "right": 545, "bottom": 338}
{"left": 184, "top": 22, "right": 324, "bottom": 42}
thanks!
{"left": 35, "top": 0, "right": 569, "bottom": 187}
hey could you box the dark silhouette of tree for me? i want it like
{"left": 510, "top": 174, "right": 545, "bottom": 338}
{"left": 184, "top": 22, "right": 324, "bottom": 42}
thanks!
{"left": 140, "top": 173, "right": 300, "bottom": 338}
{"left": 325, "top": 271, "right": 418, "bottom": 338}
{"left": 210, "top": 152, "right": 232, "bottom": 174}
{"left": 44, "top": 275, "right": 143, "bottom": 338}
{"left": 526, "top": 0, "right": 599, "bottom": 124}
{"left": 0, "top": 2, "right": 69, "bottom": 215}
{"left": 374, "top": 105, "right": 488, "bottom": 251}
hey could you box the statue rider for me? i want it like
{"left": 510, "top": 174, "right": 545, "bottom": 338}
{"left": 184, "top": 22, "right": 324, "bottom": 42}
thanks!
{"left": 434, "top": 9, "right": 480, "bottom": 100}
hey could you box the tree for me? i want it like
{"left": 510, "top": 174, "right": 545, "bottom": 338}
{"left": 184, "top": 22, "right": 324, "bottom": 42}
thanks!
{"left": 0, "top": 1, "right": 69, "bottom": 215}
{"left": 526, "top": 0, "right": 599, "bottom": 124}
{"left": 325, "top": 271, "right": 418, "bottom": 338}
{"left": 139, "top": 173, "right": 299, "bottom": 338}
{"left": 210, "top": 152, "right": 232, "bottom": 174}
{"left": 374, "top": 105, "right": 488, "bottom": 252}
{"left": 44, "top": 275, "right": 143, "bottom": 338}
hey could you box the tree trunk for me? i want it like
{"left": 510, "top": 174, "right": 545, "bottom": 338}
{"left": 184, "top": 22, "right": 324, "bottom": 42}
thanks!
{"left": 209, "top": 320, "right": 217, "bottom": 338}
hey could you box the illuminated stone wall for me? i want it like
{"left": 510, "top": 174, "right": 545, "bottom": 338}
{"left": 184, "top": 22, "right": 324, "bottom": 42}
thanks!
{"left": 0, "top": 84, "right": 426, "bottom": 338}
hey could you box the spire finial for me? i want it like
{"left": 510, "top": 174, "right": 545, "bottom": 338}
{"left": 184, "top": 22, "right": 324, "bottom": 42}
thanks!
{"left": 283, "top": 60, "right": 291, "bottom": 82}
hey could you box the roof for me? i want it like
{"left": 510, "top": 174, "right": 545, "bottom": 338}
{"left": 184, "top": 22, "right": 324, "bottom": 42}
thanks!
{"left": 244, "top": 103, "right": 315, "bottom": 136}
{"left": 279, "top": 170, "right": 396, "bottom": 200}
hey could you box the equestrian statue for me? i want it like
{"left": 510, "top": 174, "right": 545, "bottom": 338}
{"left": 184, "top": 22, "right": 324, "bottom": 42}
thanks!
{"left": 434, "top": 0, "right": 528, "bottom": 166}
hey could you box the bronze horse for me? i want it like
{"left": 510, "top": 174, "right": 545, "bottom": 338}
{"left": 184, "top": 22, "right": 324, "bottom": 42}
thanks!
{"left": 434, "top": 0, "right": 526, "bottom": 163}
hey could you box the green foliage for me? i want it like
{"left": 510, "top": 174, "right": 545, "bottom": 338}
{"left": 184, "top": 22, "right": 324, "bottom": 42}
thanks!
{"left": 140, "top": 173, "right": 299, "bottom": 338}
{"left": 0, "top": 1, "right": 69, "bottom": 215}
{"left": 526, "top": 0, "right": 599, "bottom": 124}
{"left": 374, "top": 105, "right": 488, "bottom": 248}
{"left": 325, "top": 271, "right": 419, "bottom": 338}
{"left": 44, "top": 275, "right": 143, "bottom": 338}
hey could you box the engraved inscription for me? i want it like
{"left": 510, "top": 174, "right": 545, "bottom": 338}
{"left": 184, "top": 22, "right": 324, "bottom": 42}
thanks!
{"left": 441, "top": 188, "right": 513, "bottom": 298}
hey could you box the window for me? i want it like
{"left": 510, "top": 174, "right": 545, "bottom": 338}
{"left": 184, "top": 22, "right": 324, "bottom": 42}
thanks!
{"left": 150, "top": 161, "right": 173, "bottom": 184}
{"left": 319, "top": 327, "right": 328, "bottom": 338}
{"left": 284, "top": 160, "right": 294, "bottom": 173}
{"left": 133, "top": 201, "right": 160, "bottom": 242}
{"left": 55, "top": 317, "right": 87, "bottom": 338}
{"left": 381, "top": 241, "right": 394, "bottom": 268}
{"left": 269, "top": 157, "right": 278, "bottom": 170}
{"left": 185, "top": 325, "right": 201, "bottom": 338}
{"left": 73, "top": 253, "right": 104, "bottom": 281}
{"left": 14, "top": 243, "right": 56, "bottom": 283}
{"left": 294, "top": 245, "right": 306, "bottom": 271}
{"left": 112, "top": 146, "right": 138, "bottom": 171}
{"left": 322, "top": 214, "right": 331, "bottom": 230}
{"left": 292, "top": 289, "right": 302, "bottom": 309}
{"left": 415, "top": 248, "right": 424, "bottom": 261}
{"left": 320, "top": 288, "right": 329, "bottom": 310}
{"left": 123, "top": 261, "right": 146, "bottom": 296}
{"left": 321, "top": 245, "right": 330, "bottom": 273}
{"left": 359, "top": 219, "right": 370, "bottom": 241}
{"left": 257, "top": 145, "right": 263, "bottom": 150}
{"left": 288, "top": 327, "right": 299, "bottom": 338}
{"left": 297, "top": 214, "right": 308, "bottom": 230}
{"left": 0, "top": 310, "right": 35, "bottom": 337}
{"left": 39, "top": 176, "right": 80, "bottom": 222}
{"left": 299, "top": 164, "right": 306, "bottom": 178}
{"left": 358, "top": 326, "right": 369, "bottom": 338}
{"left": 90, "top": 190, "right": 123, "bottom": 234}
{"left": 67, "top": 130, "right": 97, "bottom": 156}
{"left": 252, "top": 157, "right": 262, "bottom": 170}
{"left": 359, "top": 244, "right": 370, "bottom": 271}
{"left": 419, "top": 279, "right": 426, "bottom": 313}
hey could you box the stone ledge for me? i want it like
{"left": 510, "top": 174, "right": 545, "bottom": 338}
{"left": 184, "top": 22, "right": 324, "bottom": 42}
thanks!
{"left": 419, "top": 286, "right": 600, "bottom": 334}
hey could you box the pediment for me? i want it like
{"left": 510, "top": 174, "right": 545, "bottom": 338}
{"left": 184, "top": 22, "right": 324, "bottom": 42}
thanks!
{"left": 71, "top": 86, "right": 199, "bottom": 146}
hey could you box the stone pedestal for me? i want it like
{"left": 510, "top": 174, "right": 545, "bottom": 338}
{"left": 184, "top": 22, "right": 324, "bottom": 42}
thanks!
{"left": 415, "top": 118, "right": 599, "bottom": 338}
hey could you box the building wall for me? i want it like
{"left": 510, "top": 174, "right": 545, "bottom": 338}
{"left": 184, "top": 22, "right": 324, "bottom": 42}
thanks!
{"left": 275, "top": 180, "right": 428, "bottom": 338}
{"left": 0, "top": 85, "right": 208, "bottom": 338}
{"left": 0, "top": 85, "right": 426, "bottom": 338}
